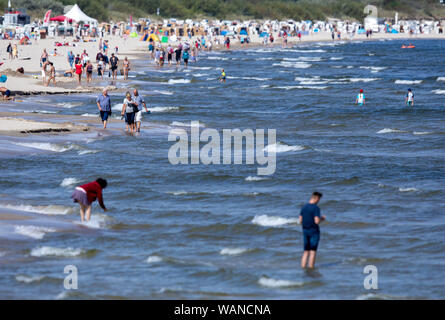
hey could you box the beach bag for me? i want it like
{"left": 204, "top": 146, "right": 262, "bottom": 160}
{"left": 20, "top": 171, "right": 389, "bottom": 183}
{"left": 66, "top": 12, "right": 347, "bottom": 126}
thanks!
{"left": 132, "top": 103, "right": 139, "bottom": 113}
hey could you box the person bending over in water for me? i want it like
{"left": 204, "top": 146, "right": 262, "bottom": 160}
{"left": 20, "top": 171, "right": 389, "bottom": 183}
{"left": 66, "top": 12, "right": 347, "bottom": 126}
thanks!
{"left": 299, "top": 192, "right": 326, "bottom": 268}
{"left": 71, "top": 178, "right": 108, "bottom": 222}
{"left": 356, "top": 89, "right": 365, "bottom": 106}
{"left": 405, "top": 88, "right": 414, "bottom": 106}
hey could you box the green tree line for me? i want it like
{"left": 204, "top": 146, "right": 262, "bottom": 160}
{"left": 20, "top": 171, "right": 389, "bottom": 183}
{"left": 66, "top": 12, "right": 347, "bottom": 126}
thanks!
{"left": 1, "top": 0, "right": 444, "bottom": 23}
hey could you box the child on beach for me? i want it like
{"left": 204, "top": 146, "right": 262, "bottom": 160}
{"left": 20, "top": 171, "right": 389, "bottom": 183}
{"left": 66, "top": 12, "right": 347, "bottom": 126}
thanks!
{"left": 299, "top": 192, "right": 326, "bottom": 268}
{"left": 72, "top": 178, "right": 108, "bottom": 222}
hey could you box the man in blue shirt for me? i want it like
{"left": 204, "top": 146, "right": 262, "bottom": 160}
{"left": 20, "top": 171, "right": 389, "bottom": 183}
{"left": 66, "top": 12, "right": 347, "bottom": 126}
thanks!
{"left": 96, "top": 88, "right": 112, "bottom": 129}
{"left": 299, "top": 192, "right": 326, "bottom": 268}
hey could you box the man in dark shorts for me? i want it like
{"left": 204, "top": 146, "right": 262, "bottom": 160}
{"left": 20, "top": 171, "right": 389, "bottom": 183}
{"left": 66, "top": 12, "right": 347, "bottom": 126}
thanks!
{"left": 96, "top": 88, "right": 112, "bottom": 129}
{"left": 110, "top": 53, "right": 119, "bottom": 80}
{"left": 299, "top": 192, "right": 326, "bottom": 268}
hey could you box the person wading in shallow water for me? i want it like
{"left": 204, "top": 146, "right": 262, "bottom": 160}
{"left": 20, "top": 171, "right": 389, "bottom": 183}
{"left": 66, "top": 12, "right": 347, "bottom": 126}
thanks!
{"left": 71, "top": 178, "right": 108, "bottom": 222}
{"left": 299, "top": 192, "right": 326, "bottom": 268}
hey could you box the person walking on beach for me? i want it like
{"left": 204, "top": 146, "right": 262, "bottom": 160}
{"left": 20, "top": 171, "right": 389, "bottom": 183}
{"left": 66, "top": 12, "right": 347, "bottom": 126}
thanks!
{"left": 45, "top": 62, "right": 56, "bottom": 86}
{"left": 41, "top": 60, "right": 49, "bottom": 85}
{"left": 86, "top": 60, "right": 93, "bottom": 83}
{"left": 97, "top": 88, "right": 112, "bottom": 129}
{"left": 6, "top": 42, "right": 13, "bottom": 60}
{"left": 123, "top": 57, "right": 130, "bottom": 80}
{"left": 182, "top": 50, "right": 189, "bottom": 69}
{"left": 75, "top": 59, "right": 83, "bottom": 85}
{"left": 67, "top": 51, "right": 75, "bottom": 69}
{"left": 175, "top": 45, "right": 182, "bottom": 66}
{"left": 356, "top": 89, "right": 366, "bottom": 106}
{"left": 110, "top": 53, "right": 119, "bottom": 80}
{"left": 97, "top": 57, "right": 104, "bottom": 78}
{"left": 121, "top": 91, "right": 138, "bottom": 133}
{"left": 12, "top": 44, "right": 18, "bottom": 59}
{"left": 40, "top": 49, "right": 48, "bottom": 66}
{"left": 71, "top": 178, "right": 108, "bottom": 222}
{"left": 299, "top": 192, "right": 325, "bottom": 268}
{"left": 133, "top": 89, "right": 148, "bottom": 133}
{"left": 405, "top": 88, "right": 414, "bottom": 106}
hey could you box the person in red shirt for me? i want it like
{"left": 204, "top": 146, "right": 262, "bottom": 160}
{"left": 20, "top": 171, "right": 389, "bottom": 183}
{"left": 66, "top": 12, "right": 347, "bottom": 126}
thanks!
{"left": 71, "top": 178, "right": 108, "bottom": 222}
{"left": 75, "top": 61, "right": 83, "bottom": 85}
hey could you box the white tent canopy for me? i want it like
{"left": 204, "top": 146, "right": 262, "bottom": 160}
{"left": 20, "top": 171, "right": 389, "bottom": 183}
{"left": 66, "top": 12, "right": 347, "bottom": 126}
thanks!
{"left": 65, "top": 4, "right": 98, "bottom": 24}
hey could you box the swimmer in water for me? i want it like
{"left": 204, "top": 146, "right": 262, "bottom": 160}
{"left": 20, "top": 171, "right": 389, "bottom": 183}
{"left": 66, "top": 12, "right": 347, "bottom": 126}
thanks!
{"left": 356, "top": 89, "right": 366, "bottom": 106}
{"left": 219, "top": 69, "right": 226, "bottom": 83}
{"left": 405, "top": 88, "right": 414, "bottom": 106}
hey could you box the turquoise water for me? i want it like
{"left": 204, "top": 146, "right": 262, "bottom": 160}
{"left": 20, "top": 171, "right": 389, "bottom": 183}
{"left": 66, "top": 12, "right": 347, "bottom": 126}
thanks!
{"left": 0, "top": 39, "right": 444, "bottom": 299}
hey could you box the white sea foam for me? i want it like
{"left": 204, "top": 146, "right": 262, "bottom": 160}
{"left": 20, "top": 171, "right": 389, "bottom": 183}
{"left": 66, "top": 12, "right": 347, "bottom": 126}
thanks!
{"left": 60, "top": 177, "right": 80, "bottom": 187}
{"left": 245, "top": 176, "right": 268, "bottom": 182}
{"left": 207, "top": 56, "right": 229, "bottom": 60}
{"left": 330, "top": 57, "right": 344, "bottom": 60}
{"left": 413, "top": 131, "right": 432, "bottom": 135}
{"left": 273, "top": 61, "right": 312, "bottom": 69}
{"left": 276, "top": 85, "right": 328, "bottom": 90}
{"left": 78, "top": 149, "right": 99, "bottom": 155}
{"left": 342, "top": 78, "right": 379, "bottom": 83}
{"left": 395, "top": 80, "right": 422, "bottom": 84}
{"left": 399, "top": 187, "right": 418, "bottom": 192}
{"left": 289, "top": 49, "right": 326, "bottom": 53}
{"left": 377, "top": 128, "right": 405, "bottom": 134}
{"left": 191, "top": 66, "right": 213, "bottom": 70}
{"left": 1, "top": 204, "right": 73, "bottom": 215}
{"left": 56, "top": 102, "right": 82, "bottom": 109}
{"left": 150, "top": 106, "right": 180, "bottom": 113}
{"left": 15, "top": 275, "right": 45, "bottom": 283}
{"left": 24, "top": 110, "right": 58, "bottom": 114}
{"left": 168, "top": 79, "right": 191, "bottom": 84}
{"left": 152, "top": 90, "right": 174, "bottom": 95}
{"left": 30, "top": 246, "right": 84, "bottom": 257}
{"left": 436, "top": 77, "right": 445, "bottom": 82}
{"left": 284, "top": 56, "right": 323, "bottom": 62}
{"left": 166, "top": 190, "right": 188, "bottom": 196}
{"left": 220, "top": 247, "right": 249, "bottom": 256}
{"left": 432, "top": 89, "right": 445, "bottom": 95}
{"left": 299, "top": 80, "right": 329, "bottom": 85}
{"left": 75, "top": 213, "right": 109, "bottom": 229}
{"left": 14, "top": 225, "right": 56, "bottom": 239}
{"left": 359, "top": 66, "right": 387, "bottom": 73}
{"left": 81, "top": 113, "right": 98, "bottom": 117}
{"left": 14, "top": 142, "right": 72, "bottom": 153}
{"left": 146, "top": 255, "right": 163, "bottom": 263}
{"left": 263, "top": 142, "right": 305, "bottom": 153}
{"left": 252, "top": 215, "right": 299, "bottom": 227}
{"left": 258, "top": 277, "right": 303, "bottom": 288}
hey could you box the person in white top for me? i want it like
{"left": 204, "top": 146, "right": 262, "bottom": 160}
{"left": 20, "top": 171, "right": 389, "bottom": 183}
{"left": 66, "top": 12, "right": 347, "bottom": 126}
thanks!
{"left": 405, "top": 88, "right": 414, "bottom": 106}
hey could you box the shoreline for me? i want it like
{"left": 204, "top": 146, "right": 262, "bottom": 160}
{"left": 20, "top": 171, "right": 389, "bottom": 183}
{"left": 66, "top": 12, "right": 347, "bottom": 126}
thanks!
{"left": 0, "top": 32, "right": 443, "bottom": 140}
